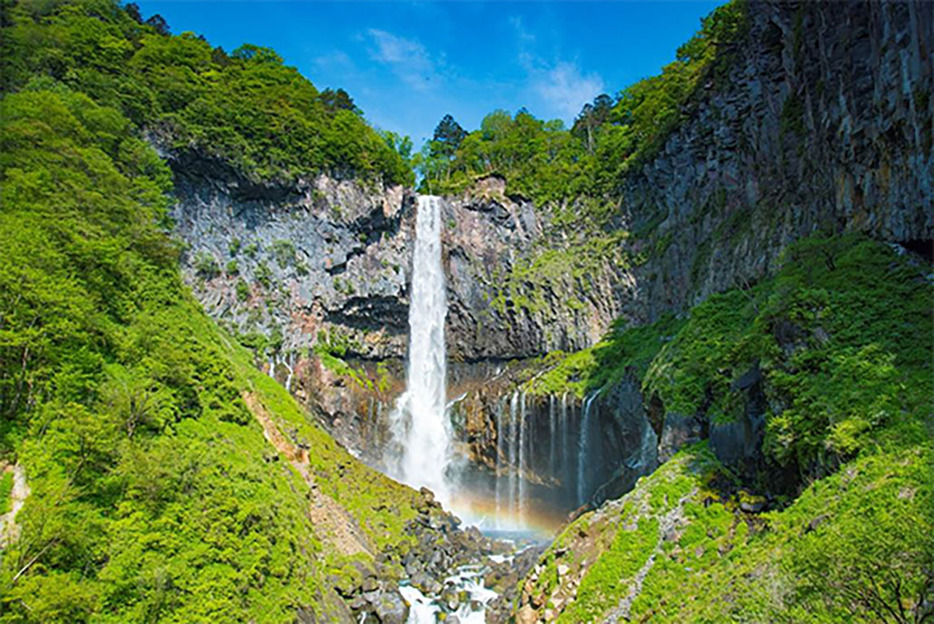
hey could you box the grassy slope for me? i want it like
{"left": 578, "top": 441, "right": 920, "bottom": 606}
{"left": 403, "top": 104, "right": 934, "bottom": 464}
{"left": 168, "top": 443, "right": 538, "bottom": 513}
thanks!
{"left": 527, "top": 442, "right": 932, "bottom": 623}
{"left": 0, "top": 16, "right": 421, "bottom": 622}
{"left": 517, "top": 236, "right": 934, "bottom": 621}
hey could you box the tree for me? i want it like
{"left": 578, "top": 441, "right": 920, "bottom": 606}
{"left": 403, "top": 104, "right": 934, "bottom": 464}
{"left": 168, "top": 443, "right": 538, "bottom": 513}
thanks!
{"left": 144, "top": 14, "right": 170, "bottom": 36}
{"left": 231, "top": 43, "right": 282, "bottom": 65}
{"left": 572, "top": 93, "right": 614, "bottom": 153}
{"left": 430, "top": 114, "right": 466, "bottom": 159}
{"left": 319, "top": 88, "right": 359, "bottom": 114}
{"left": 124, "top": 2, "right": 142, "bottom": 23}
{"left": 379, "top": 130, "right": 413, "bottom": 162}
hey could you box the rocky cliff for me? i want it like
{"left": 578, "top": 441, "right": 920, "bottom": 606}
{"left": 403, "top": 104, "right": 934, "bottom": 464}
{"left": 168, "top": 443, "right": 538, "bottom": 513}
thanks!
{"left": 620, "top": 0, "right": 932, "bottom": 324}
{"left": 166, "top": 158, "right": 626, "bottom": 468}
{"left": 165, "top": 0, "right": 932, "bottom": 528}
{"left": 168, "top": 161, "right": 622, "bottom": 364}
{"left": 457, "top": 0, "right": 932, "bottom": 516}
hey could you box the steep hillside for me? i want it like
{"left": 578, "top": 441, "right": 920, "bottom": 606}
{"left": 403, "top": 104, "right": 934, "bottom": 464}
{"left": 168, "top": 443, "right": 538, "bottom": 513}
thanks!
{"left": 0, "top": 2, "right": 492, "bottom": 622}
{"left": 517, "top": 442, "right": 932, "bottom": 623}
{"left": 1, "top": 0, "right": 931, "bottom": 621}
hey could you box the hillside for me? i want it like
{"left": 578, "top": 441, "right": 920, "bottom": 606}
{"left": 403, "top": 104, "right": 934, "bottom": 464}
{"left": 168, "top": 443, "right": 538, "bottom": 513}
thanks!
{"left": 0, "top": 2, "right": 478, "bottom": 622}
{"left": 1, "top": 0, "right": 931, "bottom": 622}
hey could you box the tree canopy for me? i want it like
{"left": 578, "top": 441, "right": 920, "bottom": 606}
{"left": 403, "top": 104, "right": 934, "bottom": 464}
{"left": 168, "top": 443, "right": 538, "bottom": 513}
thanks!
{"left": 0, "top": 0, "right": 414, "bottom": 185}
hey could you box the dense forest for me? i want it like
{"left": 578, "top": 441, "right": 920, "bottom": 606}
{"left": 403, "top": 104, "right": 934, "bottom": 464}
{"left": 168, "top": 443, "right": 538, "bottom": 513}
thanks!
{"left": 0, "top": 1, "right": 424, "bottom": 620}
{"left": 0, "top": 0, "right": 413, "bottom": 185}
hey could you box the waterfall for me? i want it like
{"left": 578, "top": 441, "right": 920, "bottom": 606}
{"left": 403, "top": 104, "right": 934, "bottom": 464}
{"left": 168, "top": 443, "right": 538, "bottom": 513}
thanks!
{"left": 494, "top": 397, "right": 504, "bottom": 529}
{"left": 518, "top": 391, "right": 526, "bottom": 526}
{"left": 560, "top": 393, "right": 569, "bottom": 496}
{"left": 507, "top": 391, "right": 518, "bottom": 526}
{"left": 387, "top": 196, "right": 451, "bottom": 505}
{"left": 549, "top": 395, "right": 556, "bottom": 483}
{"left": 577, "top": 393, "right": 597, "bottom": 506}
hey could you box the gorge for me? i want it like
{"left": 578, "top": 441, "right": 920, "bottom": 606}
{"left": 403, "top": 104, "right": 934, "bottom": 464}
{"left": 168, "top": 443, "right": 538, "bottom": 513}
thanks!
{"left": 1, "top": 0, "right": 932, "bottom": 622}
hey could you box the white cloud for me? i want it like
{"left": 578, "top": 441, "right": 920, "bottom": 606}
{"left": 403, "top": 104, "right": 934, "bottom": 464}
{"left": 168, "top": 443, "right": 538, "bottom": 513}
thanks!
{"left": 508, "top": 16, "right": 603, "bottom": 121}
{"left": 367, "top": 29, "right": 438, "bottom": 91}
{"left": 313, "top": 50, "right": 354, "bottom": 73}
{"left": 531, "top": 61, "right": 604, "bottom": 119}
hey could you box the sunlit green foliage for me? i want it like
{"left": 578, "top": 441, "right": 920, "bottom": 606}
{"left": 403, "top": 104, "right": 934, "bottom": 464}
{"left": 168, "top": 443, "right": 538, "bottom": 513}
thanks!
{"left": 536, "top": 443, "right": 934, "bottom": 623}
{"left": 0, "top": 56, "right": 421, "bottom": 622}
{"left": 1, "top": 0, "right": 413, "bottom": 185}
{"left": 538, "top": 234, "right": 931, "bottom": 477}
{"left": 489, "top": 230, "right": 630, "bottom": 318}
{"left": 644, "top": 235, "right": 933, "bottom": 475}
{"left": 522, "top": 314, "right": 685, "bottom": 398}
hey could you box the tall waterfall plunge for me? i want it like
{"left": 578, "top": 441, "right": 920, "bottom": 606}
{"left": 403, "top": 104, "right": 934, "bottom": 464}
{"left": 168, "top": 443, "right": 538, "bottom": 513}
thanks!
{"left": 387, "top": 196, "right": 453, "bottom": 505}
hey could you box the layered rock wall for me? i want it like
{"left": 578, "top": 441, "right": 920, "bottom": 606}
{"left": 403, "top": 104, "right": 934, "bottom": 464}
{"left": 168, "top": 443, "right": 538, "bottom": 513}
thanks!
{"left": 621, "top": 0, "right": 932, "bottom": 323}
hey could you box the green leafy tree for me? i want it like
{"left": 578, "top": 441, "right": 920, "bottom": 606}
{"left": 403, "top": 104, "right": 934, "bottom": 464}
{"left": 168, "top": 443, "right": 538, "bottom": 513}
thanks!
{"left": 430, "top": 114, "right": 467, "bottom": 158}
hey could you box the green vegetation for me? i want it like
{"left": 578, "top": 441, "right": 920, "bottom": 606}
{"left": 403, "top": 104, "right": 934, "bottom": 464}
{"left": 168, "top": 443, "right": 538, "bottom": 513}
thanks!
{"left": 528, "top": 235, "right": 931, "bottom": 479}
{"left": 533, "top": 443, "right": 933, "bottom": 623}
{"left": 630, "top": 444, "right": 934, "bottom": 622}
{"left": 0, "top": 472, "right": 13, "bottom": 515}
{"left": 417, "top": 1, "right": 747, "bottom": 215}
{"left": 523, "top": 313, "right": 685, "bottom": 398}
{"left": 522, "top": 235, "right": 933, "bottom": 622}
{"left": 312, "top": 331, "right": 391, "bottom": 395}
{"left": 270, "top": 239, "right": 297, "bottom": 269}
{"left": 646, "top": 235, "right": 932, "bottom": 475}
{"left": 490, "top": 230, "right": 630, "bottom": 318}
{"left": 0, "top": 0, "right": 413, "bottom": 185}
{"left": 192, "top": 250, "right": 219, "bottom": 278}
{"left": 0, "top": 12, "right": 424, "bottom": 620}
{"left": 235, "top": 278, "right": 251, "bottom": 302}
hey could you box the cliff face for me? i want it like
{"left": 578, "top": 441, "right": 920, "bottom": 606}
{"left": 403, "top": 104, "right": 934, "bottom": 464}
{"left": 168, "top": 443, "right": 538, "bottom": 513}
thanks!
{"left": 169, "top": 163, "right": 620, "bottom": 364}
{"left": 167, "top": 1, "right": 931, "bottom": 370}
{"left": 167, "top": 150, "right": 413, "bottom": 361}
{"left": 444, "top": 177, "right": 628, "bottom": 361}
{"left": 166, "top": 0, "right": 931, "bottom": 526}
{"left": 167, "top": 160, "right": 624, "bottom": 467}
{"left": 621, "top": 0, "right": 932, "bottom": 323}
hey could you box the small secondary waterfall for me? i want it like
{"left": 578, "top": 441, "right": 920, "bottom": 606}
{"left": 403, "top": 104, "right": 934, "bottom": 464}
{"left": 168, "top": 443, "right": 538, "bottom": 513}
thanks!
{"left": 549, "top": 396, "right": 556, "bottom": 484}
{"left": 387, "top": 195, "right": 452, "bottom": 505}
{"left": 518, "top": 391, "right": 527, "bottom": 526}
{"left": 577, "top": 393, "right": 598, "bottom": 506}
{"left": 560, "top": 393, "right": 570, "bottom": 496}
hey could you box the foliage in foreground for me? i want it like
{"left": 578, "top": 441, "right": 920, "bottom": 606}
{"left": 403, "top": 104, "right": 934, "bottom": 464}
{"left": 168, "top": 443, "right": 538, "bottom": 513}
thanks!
{"left": 0, "top": 74, "right": 419, "bottom": 623}
{"left": 0, "top": 0, "right": 413, "bottom": 185}
{"left": 531, "top": 443, "right": 933, "bottom": 623}
{"left": 518, "top": 235, "right": 933, "bottom": 622}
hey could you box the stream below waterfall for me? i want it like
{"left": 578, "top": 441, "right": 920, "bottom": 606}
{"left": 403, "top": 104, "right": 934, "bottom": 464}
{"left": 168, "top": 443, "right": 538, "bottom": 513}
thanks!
{"left": 398, "top": 564, "right": 498, "bottom": 624}
{"left": 396, "top": 538, "right": 546, "bottom": 624}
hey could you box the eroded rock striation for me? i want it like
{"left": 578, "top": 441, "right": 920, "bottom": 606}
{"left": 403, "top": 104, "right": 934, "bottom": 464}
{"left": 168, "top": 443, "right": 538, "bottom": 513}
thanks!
{"left": 620, "top": 0, "right": 932, "bottom": 323}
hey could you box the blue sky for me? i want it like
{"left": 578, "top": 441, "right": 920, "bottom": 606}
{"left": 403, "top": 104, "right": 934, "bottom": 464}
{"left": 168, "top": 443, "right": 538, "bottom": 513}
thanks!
{"left": 136, "top": 1, "right": 721, "bottom": 146}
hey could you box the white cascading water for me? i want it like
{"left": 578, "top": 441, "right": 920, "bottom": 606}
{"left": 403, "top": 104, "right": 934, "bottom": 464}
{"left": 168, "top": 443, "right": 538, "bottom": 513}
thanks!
{"left": 388, "top": 195, "right": 452, "bottom": 505}
{"left": 577, "top": 392, "right": 597, "bottom": 506}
